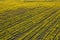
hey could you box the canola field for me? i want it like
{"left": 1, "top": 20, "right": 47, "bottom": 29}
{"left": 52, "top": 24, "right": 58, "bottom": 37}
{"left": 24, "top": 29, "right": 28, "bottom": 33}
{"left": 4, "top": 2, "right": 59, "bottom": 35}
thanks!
{"left": 0, "top": 0, "right": 60, "bottom": 40}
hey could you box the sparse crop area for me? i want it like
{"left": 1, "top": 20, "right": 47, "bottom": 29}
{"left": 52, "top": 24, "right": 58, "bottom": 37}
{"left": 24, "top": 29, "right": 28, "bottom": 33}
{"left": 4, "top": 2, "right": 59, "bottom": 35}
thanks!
{"left": 0, "top": 0, "right": 60, "bottom": 40}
